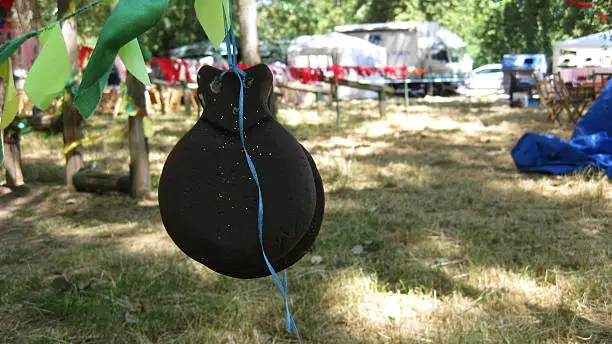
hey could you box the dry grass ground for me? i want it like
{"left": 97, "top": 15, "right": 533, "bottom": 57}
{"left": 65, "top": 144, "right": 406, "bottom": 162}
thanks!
{"left": 1, "top": 96, "right": 611, "bottom": 343}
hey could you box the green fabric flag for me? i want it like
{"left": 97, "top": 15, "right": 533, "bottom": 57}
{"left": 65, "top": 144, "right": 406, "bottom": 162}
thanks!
{"left": 76, "top": 0, "right": 168, "bottom": 118}
{"left": 23, "top": 23, "right": 71, "bottom": 110}
{"left": 143, "top": 116, "right": 153, "bottom": 138}
{"left": 118, "top": 39, "right": 151, "bottom": 86}
{"left": 195, "top": 0, "right": 230, "bottom": 47}
{"left": 0, "top": 59, "right": 19, "bottom": 130}
{"left": 0, "top": 32, "right": 38, "bottom": 67}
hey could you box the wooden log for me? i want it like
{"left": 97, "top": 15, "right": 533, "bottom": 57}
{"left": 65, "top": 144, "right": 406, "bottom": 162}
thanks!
{"left": 73, "top": 169, "right": 131, "bottom": 194}
{"left": 321, "top": 77, "right": 395, "bottom": 95}
{"left": 276, "top": 82, "right": 331, "bottom": 95}
{"left": 29, "top": 113, "right": 63, "bottom": 132}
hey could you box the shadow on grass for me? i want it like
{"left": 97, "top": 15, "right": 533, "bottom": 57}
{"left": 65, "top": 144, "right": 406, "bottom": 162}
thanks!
{"left": 2, "top": 168, "right": 611, "bottom": 343}
{"left": 4, "top": 100, "right": 611, "bottom": 343}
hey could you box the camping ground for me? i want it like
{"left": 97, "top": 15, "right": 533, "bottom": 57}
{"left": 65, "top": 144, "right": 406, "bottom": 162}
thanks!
{"left": 1, "top": 96, "right": 611, "bottom": 343}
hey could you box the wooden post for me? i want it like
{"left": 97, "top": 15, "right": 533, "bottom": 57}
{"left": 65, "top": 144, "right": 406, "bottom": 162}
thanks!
{"left": 126, "top": 73, "right": 151, "bottom": 199}
{"left": 335, "top": 82, "right": 341, "bottom": 128}
{"left": 4, "top": 2, "right": 41, "bottom": 188}
{"left": 428, "top": 76, "right": 434, "bottom": 96}
{"left": 158, "top": 84, "right": 167, "bottom": 114}
{"left": 59, "top": 0, "right": 84, "bottom": 191}
{"left": 378, "top": 90, "right": 386, "bottom": 118}
{"left": 184, "top": 87, "right": 192, "bottom": 115}
{"left": 315, "top": 91, "right": 322, "bottom": 116}
{"left": 404, "top": 79, "right": 409, "bottom": 111}
{"left": 1, "top": 84, "right": 25, "bottom": 188}
{"left": 2, "top": 128, "right": 24, "bottom": 188}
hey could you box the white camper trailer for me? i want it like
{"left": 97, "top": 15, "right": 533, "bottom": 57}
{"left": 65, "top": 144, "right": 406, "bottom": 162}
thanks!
{"left": 287, "top": 32, "right": 388, "bottom": 100}
{"left": 335, "top": 21, "right": 473, "bottom": 94}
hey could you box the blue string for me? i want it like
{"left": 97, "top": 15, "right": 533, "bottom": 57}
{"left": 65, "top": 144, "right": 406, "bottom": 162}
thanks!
{"left": 220, "top": 2, "right": 301, "bottom": 342}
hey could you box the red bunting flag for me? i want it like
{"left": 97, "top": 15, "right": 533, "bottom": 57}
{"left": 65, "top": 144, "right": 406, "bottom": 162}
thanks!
{"left": 0, "top": 0, "right": 14, "bottom": 11}
{"left": 563, "top": 0, "right": 607, "bottom": 22}
{"left": 564, "top": 0, "right": 593, "bottom": 8}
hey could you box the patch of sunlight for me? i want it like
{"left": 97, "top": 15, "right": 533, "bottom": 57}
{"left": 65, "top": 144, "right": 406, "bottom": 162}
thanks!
{"left": 52, "top": 223, "right": 136, "bottom": 241}
{"left": 354, "top": 112, "right": 496, "bottom": 138}
{"left": 325, "top": 268, "right": 481, "bottom": 340}
{"left": 278, "top": 108, "right": 322, "bottom": 127}
{"left": 486, "top": 176, "right": 610, "bottom": 200}
{"left": 119, "top": 231, "right": 177, "bottom": 256}
{"left": 471, "top": 267, "right": 563, "bottom": 309}
{"left": 410, "top": 231, "right": 464, "bottom": 257}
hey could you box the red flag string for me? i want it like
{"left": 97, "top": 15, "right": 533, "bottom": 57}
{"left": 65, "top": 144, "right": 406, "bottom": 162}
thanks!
{"left": 563, "top": 0, "right": 607, "bottom": 22}
{"left": 564, "top": 0, "right": 593, "bottom": 8}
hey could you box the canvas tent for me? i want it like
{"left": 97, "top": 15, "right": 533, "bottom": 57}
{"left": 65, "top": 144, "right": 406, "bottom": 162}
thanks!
{"left": 287, "top": 32, "right": 388, "bottom": 99}
{"left": 553, "top": 30, "right": 612, "bottom": 73}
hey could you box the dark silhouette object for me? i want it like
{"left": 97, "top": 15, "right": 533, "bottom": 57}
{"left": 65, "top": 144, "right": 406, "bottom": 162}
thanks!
{"left": 158, "top": 64, "right": 324, "bottom": 279}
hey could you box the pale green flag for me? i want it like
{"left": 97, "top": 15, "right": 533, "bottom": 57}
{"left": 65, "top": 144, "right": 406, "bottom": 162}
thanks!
{"left": 195, "top": 0, "right": 230, "bottom": 46}
{"left": 0, "top": 59, "right": 19, "bottom": 129}
{"left": 24, "top": 23, "right": 71, "bottom": 110}
{"left": 119, "top": 39, "right": 151, "bottom": 86}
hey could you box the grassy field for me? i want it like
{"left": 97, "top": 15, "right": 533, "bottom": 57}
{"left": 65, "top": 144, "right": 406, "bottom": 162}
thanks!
{"left": 1, "top": 96, "right": 611, "bottom": 343}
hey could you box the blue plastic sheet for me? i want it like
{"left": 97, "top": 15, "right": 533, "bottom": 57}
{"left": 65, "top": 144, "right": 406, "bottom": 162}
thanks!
{"left": 511, "top": 80, "right": 612, "bottom": 177}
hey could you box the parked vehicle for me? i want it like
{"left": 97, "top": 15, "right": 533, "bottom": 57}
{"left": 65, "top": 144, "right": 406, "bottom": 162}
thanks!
{"left": 334, "top": 21, "right": 473, "bottom": 95}
{"left": 467, "top": 64, "right": 503, "bottom": 89}
{"left": 501, "top": 54, "right": 548, "bottom": 95}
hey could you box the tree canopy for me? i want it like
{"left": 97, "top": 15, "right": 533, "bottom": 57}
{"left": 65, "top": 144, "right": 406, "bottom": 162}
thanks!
{"left": 32, "top": 0, "right": 612, "bottom": 67}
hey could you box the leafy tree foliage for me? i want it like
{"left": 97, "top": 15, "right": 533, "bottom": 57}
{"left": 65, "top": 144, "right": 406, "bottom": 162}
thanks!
{"left": 257, "top": 0, "right": 611, "bottom": 68}
{"left": 30, "top": 0, "right": 612, "bottom": 67}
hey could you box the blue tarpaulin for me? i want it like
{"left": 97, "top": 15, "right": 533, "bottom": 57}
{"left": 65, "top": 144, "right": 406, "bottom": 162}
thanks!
{"left": 511, "top": 80, "right": 612, "bottom": 177}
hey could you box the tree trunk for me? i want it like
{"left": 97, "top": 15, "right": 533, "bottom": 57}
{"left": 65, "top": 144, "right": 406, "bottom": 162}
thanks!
{"left": 2, "top": 2, "right": 41, "bottom": 188}
{"left": 59, "top": 0, "right": 84, "bottom": 191}
{"left": 237, "top": 0, "right": 260, "bottom": 64}
{"left": 126, "top": 73, "right": 151, "bottom": 199}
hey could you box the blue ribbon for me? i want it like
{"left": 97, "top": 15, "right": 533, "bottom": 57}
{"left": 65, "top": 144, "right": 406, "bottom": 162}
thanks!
{"left": 220, "top": 2, "right": 301, "bottom": 342}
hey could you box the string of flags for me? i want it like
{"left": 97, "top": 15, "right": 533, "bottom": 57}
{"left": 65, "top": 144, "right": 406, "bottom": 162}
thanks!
{"left": 0, "top": 0, "right": 164, "bottom": 164}
{"left": 563, "top": 0, "right": 608, "bottom": 23}
{"left": 493, "top": 0, "right": 607, "bottom": 23}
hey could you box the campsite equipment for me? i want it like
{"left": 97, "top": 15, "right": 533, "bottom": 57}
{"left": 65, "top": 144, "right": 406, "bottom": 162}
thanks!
{"left": 552, "top": 30, "right": 612, "bottom": 82}
{"left": 502, "top": 54, "right": 547, "bottom": 96}
{"left": 512, "top": 76, "right": 612, "bottom": 176}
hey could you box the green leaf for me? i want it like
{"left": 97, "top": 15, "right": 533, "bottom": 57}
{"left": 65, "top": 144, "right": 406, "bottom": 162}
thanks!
{"left": 0, "top": 59, "right": 20, "bottom": 130}
{"left": 76, "top": 0, "right": 169, "bottom": 118}
{"left": 23, "top": 23, "right": 71, "bottom": 110}
{"left": 194, "top": 0, "right": 231, "bottom": 47}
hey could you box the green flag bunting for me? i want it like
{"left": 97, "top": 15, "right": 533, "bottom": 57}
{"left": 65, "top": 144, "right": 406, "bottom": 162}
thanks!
{"left": 195, "top": 0, "right": 231, "bottom": 47}
{"left": 76, "top": 0, "right": 168, "bottom": 118}
{"left": 0, "top": 32, "right": 38, "bottom": 68}
{"left": 24, "top": 23, "right": 72, "bottom": 110}
{"left": 0, "top": 59, "right": 19, "bottom": 129}
{"left": 118, "top": 39, "right": 151, "bottom": 87}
